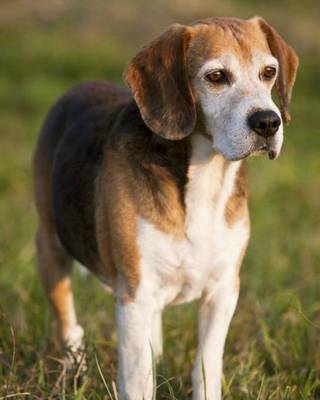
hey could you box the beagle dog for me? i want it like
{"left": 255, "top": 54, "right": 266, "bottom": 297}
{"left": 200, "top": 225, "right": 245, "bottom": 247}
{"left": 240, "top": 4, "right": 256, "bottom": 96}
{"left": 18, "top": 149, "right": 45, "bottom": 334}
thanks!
{"left": 33, "top": 16, "right": 298, "bottom": 400}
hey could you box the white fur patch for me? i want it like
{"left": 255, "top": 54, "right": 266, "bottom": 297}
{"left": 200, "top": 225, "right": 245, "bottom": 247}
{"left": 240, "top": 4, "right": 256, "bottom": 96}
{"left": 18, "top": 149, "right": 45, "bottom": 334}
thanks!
{"left": 62, "top": 295, "right": 86, "bottom": 366}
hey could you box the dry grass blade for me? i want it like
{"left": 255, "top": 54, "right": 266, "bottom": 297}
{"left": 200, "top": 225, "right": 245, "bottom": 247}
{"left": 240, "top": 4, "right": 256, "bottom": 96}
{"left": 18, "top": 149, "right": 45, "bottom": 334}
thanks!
{"left": 95, "top": 353, "right": 115, "bottom": 399}
{"left": 0, "top": 394, "right": 30, "bottom": 400}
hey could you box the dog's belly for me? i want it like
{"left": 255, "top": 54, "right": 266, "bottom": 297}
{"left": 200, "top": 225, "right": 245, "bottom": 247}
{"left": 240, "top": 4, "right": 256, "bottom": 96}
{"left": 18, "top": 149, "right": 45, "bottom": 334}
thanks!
{"left": 137, "top": 215, "right": 248, "bottom": 307}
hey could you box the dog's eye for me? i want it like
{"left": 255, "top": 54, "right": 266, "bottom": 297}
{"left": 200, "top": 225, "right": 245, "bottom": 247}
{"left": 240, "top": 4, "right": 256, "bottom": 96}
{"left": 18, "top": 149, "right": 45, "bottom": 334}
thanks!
{"left": 262, "top": 66, "right": 277, "bottom": 80}
{"left": 205, "top": 70, "right": 229, "bottom": 84}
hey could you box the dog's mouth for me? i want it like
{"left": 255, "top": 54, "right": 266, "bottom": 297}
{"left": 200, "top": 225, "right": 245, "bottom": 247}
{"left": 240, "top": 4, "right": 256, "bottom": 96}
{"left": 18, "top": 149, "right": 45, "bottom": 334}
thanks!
{"left": 216, "top": 135, "right": 281, "bottom": 162}
{"left": 252, "top": 144, "right": 277, "bottom": 160}
{"left": 235, "top": 143, "right": 278, "bottom": 161}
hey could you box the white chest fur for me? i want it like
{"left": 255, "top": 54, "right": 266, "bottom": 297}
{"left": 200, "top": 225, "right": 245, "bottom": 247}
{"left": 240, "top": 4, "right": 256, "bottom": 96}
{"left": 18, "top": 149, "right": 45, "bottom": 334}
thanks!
{"left": 136, "top": 135, "right": 249, "bottom": 308}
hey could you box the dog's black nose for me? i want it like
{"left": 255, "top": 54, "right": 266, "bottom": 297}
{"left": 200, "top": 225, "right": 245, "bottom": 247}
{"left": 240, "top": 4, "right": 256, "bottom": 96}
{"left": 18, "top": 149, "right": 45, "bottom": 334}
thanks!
{"left": 248, "top": 110, "right": 281, "bottom": 137}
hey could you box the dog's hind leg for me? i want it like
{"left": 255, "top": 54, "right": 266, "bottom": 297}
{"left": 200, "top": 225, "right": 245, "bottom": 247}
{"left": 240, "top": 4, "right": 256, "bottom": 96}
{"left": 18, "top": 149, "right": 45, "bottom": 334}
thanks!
{"left": 35, "top": 228, "right": 85, "bottom": 364}
{"left": 33, "top": 139, "right": 85, "bottom": 366}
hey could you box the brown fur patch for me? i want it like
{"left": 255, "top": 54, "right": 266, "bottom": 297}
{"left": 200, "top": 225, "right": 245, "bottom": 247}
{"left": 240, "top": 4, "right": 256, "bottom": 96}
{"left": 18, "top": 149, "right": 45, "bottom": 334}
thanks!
{"left": 224, "top": 162, "right": 248, "bottom": 228}
{"left": 49, "top": 277, "right": 74, "bottom": 338}
{"left": 188, "top": 18, "right": 272, "bottom": 79}
{"left": 95, "top": 151, "right": 141, "bottom": 300}
{"left": 124, "top": 24, "right": 196, "bottom": 140}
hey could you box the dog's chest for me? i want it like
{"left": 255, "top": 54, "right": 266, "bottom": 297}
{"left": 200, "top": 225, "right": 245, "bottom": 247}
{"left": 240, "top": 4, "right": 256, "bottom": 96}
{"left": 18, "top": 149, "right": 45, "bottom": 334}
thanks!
{"left": 136, "top": 136, "right": 247, "bottom": 306}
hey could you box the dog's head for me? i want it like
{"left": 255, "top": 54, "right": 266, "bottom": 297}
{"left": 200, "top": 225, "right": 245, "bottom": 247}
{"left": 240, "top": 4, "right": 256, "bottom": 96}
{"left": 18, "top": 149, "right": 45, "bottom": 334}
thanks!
{"left": 125, "top": 17, "right": 299, "bottom": 161}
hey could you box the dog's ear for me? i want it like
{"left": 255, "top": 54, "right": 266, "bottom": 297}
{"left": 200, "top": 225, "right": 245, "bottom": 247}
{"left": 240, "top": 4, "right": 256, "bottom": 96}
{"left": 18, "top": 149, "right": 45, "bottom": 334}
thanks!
{"left": 124, "top": 24, "right": 196, "bottom": 140}
{"left": 256, "top": 18, "right": 299, "bottom": 124}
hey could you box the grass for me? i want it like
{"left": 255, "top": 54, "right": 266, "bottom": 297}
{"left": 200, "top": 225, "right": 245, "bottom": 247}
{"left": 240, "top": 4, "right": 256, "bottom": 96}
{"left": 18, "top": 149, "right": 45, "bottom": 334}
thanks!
{"left": 0, "top": 1, "right": 320, "bottom": 399}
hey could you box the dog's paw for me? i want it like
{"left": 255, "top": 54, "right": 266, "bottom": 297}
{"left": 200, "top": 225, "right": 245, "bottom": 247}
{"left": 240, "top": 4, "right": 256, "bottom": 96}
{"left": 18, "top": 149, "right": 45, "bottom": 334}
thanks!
{"left": 64, "top": 346, "right": 87, "bottom": 373}
{"left": 63, "top": 325, "right": 87, "bottom": 373}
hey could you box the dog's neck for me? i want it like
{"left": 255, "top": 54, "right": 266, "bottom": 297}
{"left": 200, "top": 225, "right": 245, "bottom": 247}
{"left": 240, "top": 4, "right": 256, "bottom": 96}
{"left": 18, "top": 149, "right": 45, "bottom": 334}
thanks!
{"left": 187, "top": 132, "right": 242, "bottom": 223}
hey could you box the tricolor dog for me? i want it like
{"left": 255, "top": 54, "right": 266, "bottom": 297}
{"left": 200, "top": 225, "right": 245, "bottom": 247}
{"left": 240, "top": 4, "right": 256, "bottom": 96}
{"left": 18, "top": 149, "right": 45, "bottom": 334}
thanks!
{"left": 33, "top": 16, "right": 298, "bottom": 400}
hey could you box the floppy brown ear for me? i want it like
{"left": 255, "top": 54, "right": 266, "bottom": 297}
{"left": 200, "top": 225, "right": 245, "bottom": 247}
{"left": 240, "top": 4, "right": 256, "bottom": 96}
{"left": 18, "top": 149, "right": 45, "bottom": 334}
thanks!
{"left": 124, "top": 24, "right": 196, "bottom": 140}
{"left": 256, "top": 18, "right": 299, "bottom": 124}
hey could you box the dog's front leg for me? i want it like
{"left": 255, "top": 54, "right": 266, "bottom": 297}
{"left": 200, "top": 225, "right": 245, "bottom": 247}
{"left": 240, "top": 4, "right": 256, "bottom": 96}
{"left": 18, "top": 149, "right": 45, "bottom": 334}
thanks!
{"left": 151, "top": 309, "right": 163, "bottom": 360}
{"left": 116, "top": 296, "right": 155, "bottom": 400}
{"left": 192, "top": 276, "right": 240, "bottom": 400}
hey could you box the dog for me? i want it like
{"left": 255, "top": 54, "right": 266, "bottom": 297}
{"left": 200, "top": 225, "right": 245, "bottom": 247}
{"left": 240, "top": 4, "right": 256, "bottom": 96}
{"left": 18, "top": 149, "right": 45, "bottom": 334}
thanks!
{"left": 33, "top": 16, "right": 298, "bottom": 400}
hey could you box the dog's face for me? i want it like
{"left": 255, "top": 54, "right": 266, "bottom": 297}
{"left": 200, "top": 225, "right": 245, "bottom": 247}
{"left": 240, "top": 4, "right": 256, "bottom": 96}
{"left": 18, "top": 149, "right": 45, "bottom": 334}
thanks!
{"left": 190, "top": 19, "right": 285, "bottom": 160}
{"left": 125, "top": 17, "right": 298, "bottom": 161}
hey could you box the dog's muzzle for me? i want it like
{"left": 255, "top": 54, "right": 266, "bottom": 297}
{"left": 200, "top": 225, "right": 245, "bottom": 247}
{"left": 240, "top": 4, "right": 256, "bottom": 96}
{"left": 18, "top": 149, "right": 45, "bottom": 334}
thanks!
{"left": 248, "top": 110, "right": 282, "bottom": 160}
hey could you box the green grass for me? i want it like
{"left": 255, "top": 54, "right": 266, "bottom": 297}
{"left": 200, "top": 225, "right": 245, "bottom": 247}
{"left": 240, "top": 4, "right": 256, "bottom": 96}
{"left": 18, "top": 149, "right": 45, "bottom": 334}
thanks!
{"left": 0, "top": 2, "right": 320, "bottom": 399}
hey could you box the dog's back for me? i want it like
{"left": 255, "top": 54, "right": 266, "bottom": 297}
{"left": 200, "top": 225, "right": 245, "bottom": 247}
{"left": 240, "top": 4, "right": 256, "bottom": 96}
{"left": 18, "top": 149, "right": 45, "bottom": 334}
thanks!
{"left": 36, "top": 82, "right": 130, "bottom": 164}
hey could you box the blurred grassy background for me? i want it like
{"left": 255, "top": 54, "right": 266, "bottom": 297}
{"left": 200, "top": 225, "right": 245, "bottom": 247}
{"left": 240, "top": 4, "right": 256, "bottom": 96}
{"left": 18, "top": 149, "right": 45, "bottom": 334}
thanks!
{"left": 0, "top": 0, "right": 319, "bottom": 398}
